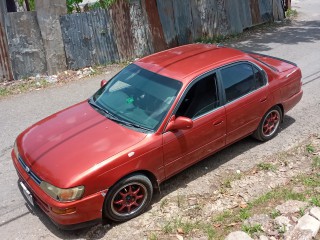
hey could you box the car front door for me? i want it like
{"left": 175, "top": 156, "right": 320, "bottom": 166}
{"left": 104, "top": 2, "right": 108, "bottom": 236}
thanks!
{"left": 218, "top": 62, "right": 269, "bottom": 145}
{"left": 162, "top": 73, "right": 226, "bottom": 179}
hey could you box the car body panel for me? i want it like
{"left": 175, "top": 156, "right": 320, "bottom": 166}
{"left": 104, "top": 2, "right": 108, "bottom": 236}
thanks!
{"left": 163, "top": 107, "right": 226, "bottom": 178}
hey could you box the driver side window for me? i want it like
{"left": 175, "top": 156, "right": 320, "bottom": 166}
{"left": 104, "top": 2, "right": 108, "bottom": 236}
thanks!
{"left": 176, "top": 74, "right": 220, "bottom": 119}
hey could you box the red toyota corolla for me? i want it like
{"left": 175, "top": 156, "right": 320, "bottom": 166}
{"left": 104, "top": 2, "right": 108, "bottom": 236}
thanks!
{"left": 12, "top": 44, "right": 302, "bottom": 229}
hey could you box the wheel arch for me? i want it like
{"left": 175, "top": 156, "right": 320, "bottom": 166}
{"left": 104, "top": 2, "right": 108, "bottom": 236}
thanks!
{"left": 276, "top": 103, "right": 284, "bottom": 122}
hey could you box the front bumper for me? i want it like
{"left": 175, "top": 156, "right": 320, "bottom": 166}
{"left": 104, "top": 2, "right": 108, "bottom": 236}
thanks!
{"left": 11, "top": 150, "right": 107, "bottom": 228}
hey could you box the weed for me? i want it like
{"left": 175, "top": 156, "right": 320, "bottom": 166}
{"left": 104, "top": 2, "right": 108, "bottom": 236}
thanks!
{"left": 148, "top": 232, "right": 158, "bottom": 240}
{"left": 278, "top": 225, "right": 286, "bottom": 234}
{"left": 214, "top": 210, "right": 233, "bottom": 222}
{"left": 222, "top": 179, "right": 232, "bottom": 188}
{"left": 257, "top": 162, "right": 277, "bottom": 171}
{"left": 270, "top": 210, "right": 281, "bottom": 219}
{"left": 300, "top": 175, "right": 320, "bottom": 187}
{"left": 162, "top": 221, "right": 174, "bottom": 233}
{"left": 160, "top": 198, "right": 168, "bottom": 211}
{"left": 204, "top": 225, "right": 216, "bottom": 240}
{"left": 306, "top": 144, "right": 315, "bottom": 153}
{"left": 299, "top": 207, "right": 307, "bottom": 217}
{"left": 239, "top": 208, "right": 250, "bottom": 220}
{"left": 312, "top": 156, "right": 320, "bottom": 169}
{"left": 310, "top": 196, "right": 320, "bottom": 207}
{"left": 242, "top": 224, "right": 262, "bottom": 235}
{"left": 286, "top": 8, "right": 298, "bottom": 18}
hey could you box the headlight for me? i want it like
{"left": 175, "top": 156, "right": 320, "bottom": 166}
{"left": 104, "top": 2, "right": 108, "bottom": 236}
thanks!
{"left": 13, "top": 140, "right": 19, "bottom": 157}
{"left": 40, "top": 181, "right": 84, "bottom": 202}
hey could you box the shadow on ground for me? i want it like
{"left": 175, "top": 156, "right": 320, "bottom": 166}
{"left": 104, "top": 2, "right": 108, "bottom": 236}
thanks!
{"left": 228, "top": 20, "right": 320, "bottom": 52}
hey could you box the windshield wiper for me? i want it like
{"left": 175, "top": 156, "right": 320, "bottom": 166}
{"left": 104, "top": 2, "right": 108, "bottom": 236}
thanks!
{"left": 88, "top": 98, "right": 151, "bottom": 132}
{"left": 88, "top": 98, "right": 117, "bottom": 119}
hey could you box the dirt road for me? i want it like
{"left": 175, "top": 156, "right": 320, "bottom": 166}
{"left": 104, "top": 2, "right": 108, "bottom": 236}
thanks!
{"left": 0, "top": 0, "right": 319, "bottom": 239}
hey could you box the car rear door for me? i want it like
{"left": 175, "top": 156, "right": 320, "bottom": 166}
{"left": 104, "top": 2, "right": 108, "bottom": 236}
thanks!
{"left": 162, "top": 72, "right": 226, "bottom": 179}
{"left": 218, "top": 62, "right": 269, "bottom": 145}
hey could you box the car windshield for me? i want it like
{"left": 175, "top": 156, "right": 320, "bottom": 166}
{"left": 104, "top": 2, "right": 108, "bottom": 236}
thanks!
{"left": 91, "top": 64, "right": 182, "bottom": 131}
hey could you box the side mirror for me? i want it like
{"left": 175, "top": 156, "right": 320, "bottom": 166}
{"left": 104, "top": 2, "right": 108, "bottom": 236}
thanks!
{"left": 166, "top": 116, "right": 193, "bottom": 132}
{"left": 100, "top": 79, "right": 107, "bottom": 88}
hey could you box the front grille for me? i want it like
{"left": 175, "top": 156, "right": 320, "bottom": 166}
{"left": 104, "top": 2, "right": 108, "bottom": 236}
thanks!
{"left": 18, "top": 155, "right": 42, "bottom": 185}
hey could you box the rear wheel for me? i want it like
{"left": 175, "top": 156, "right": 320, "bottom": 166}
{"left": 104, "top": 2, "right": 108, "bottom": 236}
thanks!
{"left": 104, "top": 174, "right": 153, "bottom": 222}
{"left": 253, "top": 106, "right": 282, "bottom": 142}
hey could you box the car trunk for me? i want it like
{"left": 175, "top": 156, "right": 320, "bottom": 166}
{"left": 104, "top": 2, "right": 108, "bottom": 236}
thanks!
{"left": 248, "top": 52, "right": 297, "bottom": 73}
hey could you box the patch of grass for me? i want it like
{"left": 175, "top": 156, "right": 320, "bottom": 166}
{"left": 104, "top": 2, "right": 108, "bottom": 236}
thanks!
{"left": 160, "top": 198, "right": 168, "bottom": 211}
{"left": 270, "top": 209, "right": 281, "bottom": 219}
{"left": 242, "top": 224, "right": 262, "bottom": 236}
{"left": 214, "top": 210, "right": 233, "bottom": 222}
{"left": 0, "top": 87, "right": 10, "bottom": 97}
{"left": 286, "top": 8, "right": 298, "bottom": 18}
{"left": 312, "top": 156, "right": 320, "bottom": 169}
{"left": 162, "top": 218, "right": 216, "bottom": 238}
{"left": 306, "top": 144, "right": 315, "bottom": 153}
{"left": 257, "top": 162, "right": 277, "bottom": 171}
{"left": 204, "top": 225, "right": 217, "bottom": 240}
{"left": 251, "top": 188, "right": 306, "bottom": 206}
{"left": 310, "top": 196, "right": 320, "bottom": 207}
{"left": 0, "top": 79, "right": 50, "bottom": 98}
{"left": 162, "top": 221, "right": 174, "bottom": 234}
{"left": 299, "top": 175, "right": 320, "bottom": 187}
{"left": 299, "top": 207, "right": 307, "bottom": 217}
{"left": 148, "top": 232, "right": 158, "bottom": 240}
{"left": 162, "top": 218, "right": 195, "bottom": 234}
{"left": 239, "top": 208, "right": 250, "bottom": 220}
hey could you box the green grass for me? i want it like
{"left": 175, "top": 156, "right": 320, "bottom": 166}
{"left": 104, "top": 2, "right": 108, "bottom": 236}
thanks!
{"left": 306, "top": 144, "right": 315, "bottom": 153}
{"left": 257, "top": 162, "right": 277, "bottom": 171}
{"left": 242, "top": 224, "right": 262, "bottom": 236}
{"left": 286, "top": 8, "right": 298, "bottom": 18}
{"left": 270, "top": 209, "right": 281, "bottom": 219}
{"left": 162, "top": 218, "right": 216, "bottom": 239}
{"left": 312, "top": 156, "right": 320, "bottom": 169}
{"left": 239, "top": 208, "right": 250, "bottom": 220}
{"left": 148, "top": 232, "right": 158, "bottom": 240}
{"left": 0, "top": 79, "right": 49, "bottom": 98}
{"left": 310, "top": 196, "right": 320, "bottom": 207}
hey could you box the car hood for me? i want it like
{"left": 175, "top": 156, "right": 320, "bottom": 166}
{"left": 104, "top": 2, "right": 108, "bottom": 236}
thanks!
{"left": 18, "top": 101, "right": 147, "bottom": 187}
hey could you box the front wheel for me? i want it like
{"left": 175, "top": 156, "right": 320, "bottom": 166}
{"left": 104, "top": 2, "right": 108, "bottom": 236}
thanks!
{"left": 253, "top": 106, "right": 282, "bottom": 142}
{"left": 104, "top": 174, "right": 153, "bottom": 222}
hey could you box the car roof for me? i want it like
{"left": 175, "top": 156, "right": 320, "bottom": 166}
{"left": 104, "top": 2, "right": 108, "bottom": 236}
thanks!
{"left": 134, "top": 44, "right": 248, "bottom": 83}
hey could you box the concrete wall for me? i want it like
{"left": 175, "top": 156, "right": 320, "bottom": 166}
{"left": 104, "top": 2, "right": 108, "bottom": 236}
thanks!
{"left": 6, "top": 12, "right": 47, "bottom": 79}
{"left": 35, "top": 0, "right": 67, "bottom": 75}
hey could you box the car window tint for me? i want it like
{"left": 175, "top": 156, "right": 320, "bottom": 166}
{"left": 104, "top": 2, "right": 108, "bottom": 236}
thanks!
{"left": 221, "top": 63, "right": 256, "bottom": 103}
{"left": 176, "top": 74, "right": 219, "bottom": 119}
{"left": 253, "top": 65, "right": 266, "bottom": 88}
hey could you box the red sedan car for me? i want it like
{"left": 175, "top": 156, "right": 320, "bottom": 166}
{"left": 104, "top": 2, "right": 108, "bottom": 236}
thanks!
{"left": 12, "top": 44, "right": 302, "bottom": 229}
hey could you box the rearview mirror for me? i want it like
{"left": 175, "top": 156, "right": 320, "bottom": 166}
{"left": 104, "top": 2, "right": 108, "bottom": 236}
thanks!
{"left": 166, "top": 116, "right": 193, "bottom": 132}
{"left": 100, "top": 79, "right": 107, "bottom": 88}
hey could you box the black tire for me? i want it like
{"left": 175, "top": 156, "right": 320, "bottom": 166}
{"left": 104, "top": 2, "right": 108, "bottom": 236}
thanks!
{"left": 252, "top": 106, "right": 282, "bottom": 142}
{"left": 104, "top": 174, "right": 153, "bottom": 222}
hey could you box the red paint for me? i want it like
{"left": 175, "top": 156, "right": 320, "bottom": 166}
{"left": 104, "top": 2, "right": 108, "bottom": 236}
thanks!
{"left": 12, "top": 44, "right": 302, "bottom": 228}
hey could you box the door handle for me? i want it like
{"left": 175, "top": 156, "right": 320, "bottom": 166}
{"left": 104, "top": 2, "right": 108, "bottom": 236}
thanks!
{"left": 213, "top": 120, "right": 223, "bottom": 126}
{"left": 260, "top": 97, "right": 267, "bottom": 103}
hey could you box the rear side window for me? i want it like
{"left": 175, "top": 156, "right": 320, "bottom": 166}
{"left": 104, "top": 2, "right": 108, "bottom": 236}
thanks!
{"left": 220, "top": 63, "right": 266, "bottom": 103}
